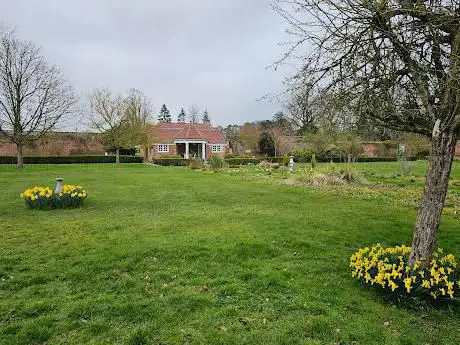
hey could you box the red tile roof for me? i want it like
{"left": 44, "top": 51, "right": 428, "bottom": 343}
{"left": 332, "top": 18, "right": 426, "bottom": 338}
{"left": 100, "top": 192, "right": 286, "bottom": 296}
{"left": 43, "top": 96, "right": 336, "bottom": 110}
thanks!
{"left": 153, "top": 123, "right": 226, "bottom": 144}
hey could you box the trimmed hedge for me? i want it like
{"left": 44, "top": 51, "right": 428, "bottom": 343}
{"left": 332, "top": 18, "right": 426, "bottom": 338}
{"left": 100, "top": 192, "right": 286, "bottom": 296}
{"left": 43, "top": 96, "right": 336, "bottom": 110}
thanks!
{"left": 291, "top": 156, "right": 419, "bottom": 163}
{"left": 356, "top": 156, "right": 418, "bottom": 162}
{"left": 152, "top": 158, "right": 188, "bottom": 166}
{"left": 224, "top": 158, "right": 261, "bottom": 166}
{"left": 0, "top": 155, "right": 143, "bottom": 164}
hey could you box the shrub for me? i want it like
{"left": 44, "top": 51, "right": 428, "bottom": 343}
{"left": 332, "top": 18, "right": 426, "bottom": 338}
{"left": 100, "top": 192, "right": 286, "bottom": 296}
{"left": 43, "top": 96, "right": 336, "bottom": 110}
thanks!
{"left": 265, "top": 157, "right": 284, "bottom": 163}
{"left": 311, "top": 154, "right": 317, "bottom": 169}
{"left": 0, "top": 155, "right": 142, "bottom": 164}
{"left": 350, "top": 244, "right": 459, "bottom": 304}
{"left": 209, "top": 155, "right": 225, "bottom": 172}
{"left": 20, "top": 185, "right": 87, "bottom": 210}
{"left": 400, "top": 158, "right": 413, "bottom": 176}
{"left": 152, "top": 158, "right": 188, "bottom": 166}
{"left": 224, "top": 154, "right": 249, "bottom": 159}
{"left": 224, "top": 158, "right": 261, "bottom": 166}
{"left": 159, "top": 154, "right": 182, "bottom": 159}
{"left": 340, "top": 165, "right": 367, "bottom": 184}
{"left": 292, "top": 148, "right": 314, "bottom": 163}
{"left": 188, "top": 158, "right": 203, "bottom": 170}
{"left": 294, "top": 173, "right": 345, "bottom": 186}
{"left": 282, "top": 155, "right": 291, "bottom": 166}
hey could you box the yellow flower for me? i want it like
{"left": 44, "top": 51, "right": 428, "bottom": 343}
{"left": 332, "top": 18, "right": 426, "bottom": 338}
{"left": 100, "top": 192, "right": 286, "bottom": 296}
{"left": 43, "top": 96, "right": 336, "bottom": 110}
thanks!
{"left": 421, "top": 280, "right": 430, "bottom": 288}
{"left": 404, "top": 278, "right": 412, "bottom": 293}
{"left": 419, "top": 271, "right": 425, "bottom": 278}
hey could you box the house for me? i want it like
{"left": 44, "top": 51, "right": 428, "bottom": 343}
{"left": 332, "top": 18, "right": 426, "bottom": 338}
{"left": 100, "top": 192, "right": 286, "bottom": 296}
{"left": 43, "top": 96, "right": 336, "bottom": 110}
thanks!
{"left": 146, "top": 123, "right": 228, "bottom": 160}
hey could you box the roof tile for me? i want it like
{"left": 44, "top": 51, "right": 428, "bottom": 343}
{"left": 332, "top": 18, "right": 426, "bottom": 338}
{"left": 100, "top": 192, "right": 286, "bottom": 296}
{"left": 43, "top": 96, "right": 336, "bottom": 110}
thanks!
{"left": 153, "top": 123, "right": 226, "bottom": 144}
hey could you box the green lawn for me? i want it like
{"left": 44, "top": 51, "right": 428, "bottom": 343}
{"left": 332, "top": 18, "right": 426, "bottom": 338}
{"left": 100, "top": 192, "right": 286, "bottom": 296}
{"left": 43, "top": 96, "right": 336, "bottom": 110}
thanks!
{"left": 0, "top": 164, "right": 459, "bottom": 345}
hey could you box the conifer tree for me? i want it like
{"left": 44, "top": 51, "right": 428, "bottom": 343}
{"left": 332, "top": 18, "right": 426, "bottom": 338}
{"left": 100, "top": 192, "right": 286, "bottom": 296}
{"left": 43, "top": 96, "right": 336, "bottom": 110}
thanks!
{"left": 202, "top": 109, "right": 211, "bottom": 124}
{"left": 177, "top": 108, "right": 186, "bottom": 123}
{"left": 157, "top": 104, "right": 171, "bottom": 123}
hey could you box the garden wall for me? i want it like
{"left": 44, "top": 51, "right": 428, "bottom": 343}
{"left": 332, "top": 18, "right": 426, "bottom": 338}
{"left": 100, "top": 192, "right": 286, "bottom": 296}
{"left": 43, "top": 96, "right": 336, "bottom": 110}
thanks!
{"left": 0, "top": 132, "right": 104, "bottom": 156}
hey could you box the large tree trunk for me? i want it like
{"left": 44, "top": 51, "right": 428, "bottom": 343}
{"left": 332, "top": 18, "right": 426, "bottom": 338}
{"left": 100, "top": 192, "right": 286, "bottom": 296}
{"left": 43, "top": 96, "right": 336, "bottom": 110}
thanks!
{"left": 16, "top": 142, "right": 24, "bottom": 169}
{"left": 115, "top": 148, "right": 120, "bottom": 166}
{"left": 408, "top": 130, "right": 457, "bottom": 266}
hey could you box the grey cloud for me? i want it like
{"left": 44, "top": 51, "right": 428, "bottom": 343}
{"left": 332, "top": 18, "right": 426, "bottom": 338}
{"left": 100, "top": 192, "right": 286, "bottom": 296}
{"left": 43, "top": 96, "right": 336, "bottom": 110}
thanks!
{"left": 2, "top": 0, "right": 289, "bottom": 127}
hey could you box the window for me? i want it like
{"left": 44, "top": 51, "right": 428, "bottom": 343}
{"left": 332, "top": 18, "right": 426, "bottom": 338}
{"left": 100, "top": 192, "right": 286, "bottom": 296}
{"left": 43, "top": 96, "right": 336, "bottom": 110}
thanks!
{"left": 211, "top": 145, "right": 221, "bottom": 153}
{"left": 158, "top": 144, "right": 169, "bottom": 153}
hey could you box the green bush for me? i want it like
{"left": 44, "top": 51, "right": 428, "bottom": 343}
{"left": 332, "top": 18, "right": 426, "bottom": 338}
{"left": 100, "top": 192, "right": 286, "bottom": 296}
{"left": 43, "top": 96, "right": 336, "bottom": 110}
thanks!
{"left": 311, "top": 154, "right": 317, "bottom": 169}
{"left": 292, "top": 148, "right": 313, "bottom": 162}
{"left": 340, "top": 165, "right": 367, "bottom": 184}
{"left": 265, "top": 157, "right": 284, "bottom": 163}
{"left": 224, "top": 154, "right": 250, "bottom": 159}
{"left": 188, "top": 158, "right": 204, "bottom": 170}
{"left": 152, "top": 158, "right": 188, "bottom": 166}
{"left": 159, "top": 154, "right": 182, "bottom": 159}
{"left": 209, "top": 155, "right": 225, "bottom": 172}
{"left": 282, "top": 155, "right": 291, "bottom": 166}
{"left": 224, "top": 158, "right": 261, "bottom": 166}
{"left": 0, "top": 155, "right": 142, "bottom": 164}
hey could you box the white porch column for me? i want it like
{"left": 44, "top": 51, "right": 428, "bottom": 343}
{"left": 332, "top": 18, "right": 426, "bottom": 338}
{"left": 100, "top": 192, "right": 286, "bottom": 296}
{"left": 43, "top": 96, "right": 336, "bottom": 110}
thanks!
{"left": 202, "top": 143, "right": 206, "bottom": 161}
{"left": 185, "top": 142, "right": 189, "bottom": 159}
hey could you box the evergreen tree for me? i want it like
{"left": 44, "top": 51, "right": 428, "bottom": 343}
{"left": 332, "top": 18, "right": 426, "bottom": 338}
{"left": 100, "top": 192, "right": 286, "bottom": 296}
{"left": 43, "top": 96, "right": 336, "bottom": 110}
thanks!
{"left": 177, "top": 108, "right": 186, "bottom": 123}
{"left": 158, "top": 104, "right": 171, "bottom": 123}
{"left": 202, "top": 109, "right": 211, "bottom": 124}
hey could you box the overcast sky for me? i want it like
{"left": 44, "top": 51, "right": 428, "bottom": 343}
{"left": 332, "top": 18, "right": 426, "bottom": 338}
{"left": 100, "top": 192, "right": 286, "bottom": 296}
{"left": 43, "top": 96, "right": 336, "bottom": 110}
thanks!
{"left": 2, "top": 0, "right": 292, "bottom": 128}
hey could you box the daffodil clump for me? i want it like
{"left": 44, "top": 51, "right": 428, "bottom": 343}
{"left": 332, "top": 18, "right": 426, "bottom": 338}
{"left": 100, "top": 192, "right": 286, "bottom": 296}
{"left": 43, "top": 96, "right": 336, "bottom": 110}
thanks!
{"left": 20, "top": 185, "right": 87, "bottom": 210}
{"left": 350, "top": 244, "right": 458, "bottom": 303}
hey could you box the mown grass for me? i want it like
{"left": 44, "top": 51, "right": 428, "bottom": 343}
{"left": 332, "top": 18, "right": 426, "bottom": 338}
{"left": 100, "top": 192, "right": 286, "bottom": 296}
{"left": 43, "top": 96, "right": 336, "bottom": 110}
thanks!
{"left": 0, "top": 163, "right": 459, "bottom": 345}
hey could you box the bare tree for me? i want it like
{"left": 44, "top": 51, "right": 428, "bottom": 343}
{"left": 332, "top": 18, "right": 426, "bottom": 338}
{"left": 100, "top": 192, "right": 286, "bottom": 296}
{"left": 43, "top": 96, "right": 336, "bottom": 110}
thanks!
{"left": 274, "top": 0, "right": 460, "bottom": 265}
{"left": 269, "top": 125, "right": 285, "bottom": 157}
{"left": 239, "top": 122, "right": 260, "bottom": 153}
{"left": 286, "top": 85, "right": 318, "bottom": 134}
{"left": 124, "top": 88, "right": 153, "bottom": 149}
{"left": 189, "top": 104, "right": 199, "bottom": 124}
{"left": 89, "top": 88, "right": 127, "bottom": 165}
{"left": 0, "top": 26, "right": 77, "bottom": 168}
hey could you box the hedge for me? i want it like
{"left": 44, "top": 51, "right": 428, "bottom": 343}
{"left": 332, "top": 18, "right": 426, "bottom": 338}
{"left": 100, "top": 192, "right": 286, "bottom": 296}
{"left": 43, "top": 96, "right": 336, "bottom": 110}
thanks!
{"left": 152, "top": 158, "right": 188, "bottom": 166}
{"left": 0, "top": 155, "right": 143, "bottom": 164}
{"left": 224, "top": 158, "right": 261, "bottom": 166}
{"left": 291, "top": 156, "right": 419, "bottom": 163}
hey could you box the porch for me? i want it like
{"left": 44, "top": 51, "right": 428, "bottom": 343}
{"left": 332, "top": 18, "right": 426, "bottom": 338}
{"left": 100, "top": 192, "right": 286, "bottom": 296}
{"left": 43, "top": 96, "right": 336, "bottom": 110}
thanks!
{"left": 175, "top": 140, "right": 207, "bottom": 160}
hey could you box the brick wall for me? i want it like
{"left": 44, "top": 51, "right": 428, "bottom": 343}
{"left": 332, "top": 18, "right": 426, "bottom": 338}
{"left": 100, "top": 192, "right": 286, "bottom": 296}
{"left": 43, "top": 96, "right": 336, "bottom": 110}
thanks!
{"left": 0, "top": 132, "right": 104, "bottom": 156}
{"left": 362, "top": 142, "right": 460, "bottom": 158}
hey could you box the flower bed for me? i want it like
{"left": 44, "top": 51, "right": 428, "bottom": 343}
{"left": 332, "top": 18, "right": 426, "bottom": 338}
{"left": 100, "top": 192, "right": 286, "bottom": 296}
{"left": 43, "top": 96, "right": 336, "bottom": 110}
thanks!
{"left": 20, "top": 185, "right": 87, "bottom": 210}
{"left": 350, "top": 244, "right": 458, "bottom": 304}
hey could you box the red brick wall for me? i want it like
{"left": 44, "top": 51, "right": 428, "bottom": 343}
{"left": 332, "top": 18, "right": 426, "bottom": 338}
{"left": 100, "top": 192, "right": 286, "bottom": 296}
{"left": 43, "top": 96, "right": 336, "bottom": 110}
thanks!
{"left": 362, "top": 142, "right": 460, "bottom": 158}
{"left": 0, "top": 133, "right": 104, "bottom": 156}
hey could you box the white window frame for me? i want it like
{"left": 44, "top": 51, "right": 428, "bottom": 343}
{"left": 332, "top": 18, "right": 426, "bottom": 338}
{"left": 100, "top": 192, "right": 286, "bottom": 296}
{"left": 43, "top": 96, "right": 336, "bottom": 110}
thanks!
{"left": 158, "top": 144, "right": 169, "bottom": 153}
{"left": 211, "top": 144, "right": 222, "bottom": 153}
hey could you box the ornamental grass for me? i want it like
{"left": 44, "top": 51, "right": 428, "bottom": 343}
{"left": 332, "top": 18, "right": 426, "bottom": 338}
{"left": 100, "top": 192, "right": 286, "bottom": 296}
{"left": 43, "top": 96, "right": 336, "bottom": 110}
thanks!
{"left": 20, "top": 185, "right": 87, "bottom": 210}
{"left": 350, "top": 244, "right": 459, "bottom": 305}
